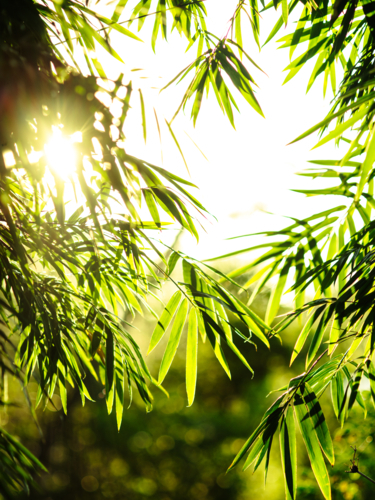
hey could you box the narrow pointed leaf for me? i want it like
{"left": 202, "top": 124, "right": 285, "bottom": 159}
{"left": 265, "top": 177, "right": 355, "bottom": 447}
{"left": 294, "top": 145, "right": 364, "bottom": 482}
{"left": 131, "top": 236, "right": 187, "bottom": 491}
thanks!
{"left": 280, "top": 406, "right": 297, "bottom": 500}
{"left": 148, "top": 290, "right": 182, "bottom": 354}
{"left": 186, "top": 308, "right": 198, "bottom": 406}
{"left": 302, "top": 384, "right": 335, "bottom": 465}
{"left": 294, "top": 394, "right": 331, "bottom": 500}
{"left": 158, "top": 299, "right": 188, "bottom": 383}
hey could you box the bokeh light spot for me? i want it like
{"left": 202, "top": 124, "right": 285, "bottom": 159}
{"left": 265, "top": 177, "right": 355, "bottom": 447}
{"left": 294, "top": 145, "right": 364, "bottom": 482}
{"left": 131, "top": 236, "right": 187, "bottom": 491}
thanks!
{"left": 81, "top": 475, "right": 99, "bottom": 492}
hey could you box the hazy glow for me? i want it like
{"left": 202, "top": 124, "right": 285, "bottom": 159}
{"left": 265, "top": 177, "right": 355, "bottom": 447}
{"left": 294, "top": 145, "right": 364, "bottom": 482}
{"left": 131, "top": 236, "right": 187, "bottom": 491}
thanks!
{"left": 45, "top": 127, "right": 78, "bottom": 177}
{"left": 3, "top": 150, "right": 16, "bottom": 168}
{"left": 28, "top": 150, "right": 44, "bottom": 164}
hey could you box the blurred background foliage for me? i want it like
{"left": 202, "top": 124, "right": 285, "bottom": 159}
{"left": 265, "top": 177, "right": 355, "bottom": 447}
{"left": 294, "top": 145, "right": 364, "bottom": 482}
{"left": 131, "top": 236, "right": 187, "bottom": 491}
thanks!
{"left": 2, "top": 260, "right": 374, "bottom": 500}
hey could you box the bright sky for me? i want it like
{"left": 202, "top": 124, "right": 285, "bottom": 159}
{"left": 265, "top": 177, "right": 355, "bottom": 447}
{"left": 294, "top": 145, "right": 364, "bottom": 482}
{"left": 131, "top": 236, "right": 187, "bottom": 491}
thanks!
{"left": 65, "top": 1, "right": 349, "bottom": 262}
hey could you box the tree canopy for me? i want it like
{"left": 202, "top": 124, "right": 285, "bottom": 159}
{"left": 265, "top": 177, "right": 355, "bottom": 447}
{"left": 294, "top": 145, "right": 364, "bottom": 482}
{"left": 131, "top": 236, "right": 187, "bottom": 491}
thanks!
{"left": 1, "top": 0, "right": 375, "bottom": 499}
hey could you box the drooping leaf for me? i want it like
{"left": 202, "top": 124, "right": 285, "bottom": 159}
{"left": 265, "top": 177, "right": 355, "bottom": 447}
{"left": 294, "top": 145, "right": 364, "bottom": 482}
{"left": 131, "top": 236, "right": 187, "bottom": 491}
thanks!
{"left": 294, "top": 393, "right": 331, "bottom": 500}
{"left": 158, "top": 299, "right": 189, "bottom": 383}
{"left": 148, "top": 290, "right": 182, "bottom": 354}
{"left": 280, "top": 405, "right": 297, "bottom": 500}
{"left": 186, "top": 307, "right": 198, "bottom": 406}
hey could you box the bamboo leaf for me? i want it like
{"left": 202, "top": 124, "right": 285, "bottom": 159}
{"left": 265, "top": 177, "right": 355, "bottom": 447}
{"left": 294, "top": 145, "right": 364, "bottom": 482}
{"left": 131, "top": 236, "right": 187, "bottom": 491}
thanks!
{"left": 313, "top": 106, "right": 368, "bottom": 149}
{"left": 105, "top": 328, "right": 115, "bottom": 414}
{"left": 368, "top": 361, "right": 375, "bottom": 408}
{"left": 280, "top": 406, "right": 297, "bottom": 500}
{"left": 302, "top": 384, "right": 335, "bottom": 465}
{"left": 265, "top": 258, "right": 291, "bottom": 325}
{"left": 148, "top": 290, "right": 182, "bottom": 354}
{"left": 186, "top": 308, "right": 198, "bottom": 406}
{"left": 139, "top": 89, "right": 147, "bottom": 143}
{"left": 290, "top": 306, "right": 325, "bottom": 365}
{"left": 167, "top": 251, "right": 181, "bottom": 276}
{"left": 228, "top": 398, "right": 284, "bottom": 471}
{"left": 294, "top": 393, "right": 331, "bottom": 500}
{"left": 306, "top": 304, "right": 335, "bottom": 368}
{"left": 158, "top": 299, "right": 188, "bottom": 383}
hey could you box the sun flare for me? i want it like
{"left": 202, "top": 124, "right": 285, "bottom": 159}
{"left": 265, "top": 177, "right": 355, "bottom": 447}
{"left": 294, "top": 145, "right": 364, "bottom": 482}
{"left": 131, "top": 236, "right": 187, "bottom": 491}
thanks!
{"left": 45, "top": 127, "right": 80, "bottom": 178}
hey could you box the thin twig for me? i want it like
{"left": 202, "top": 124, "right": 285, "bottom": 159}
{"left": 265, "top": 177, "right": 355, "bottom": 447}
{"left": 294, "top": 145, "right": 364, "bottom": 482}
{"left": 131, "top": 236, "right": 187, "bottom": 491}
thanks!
{"left": 357, "top": 471, "right": 375, "bottom": 485}
{"left": 346, "top": 446, "right": 375, "bottom": 484}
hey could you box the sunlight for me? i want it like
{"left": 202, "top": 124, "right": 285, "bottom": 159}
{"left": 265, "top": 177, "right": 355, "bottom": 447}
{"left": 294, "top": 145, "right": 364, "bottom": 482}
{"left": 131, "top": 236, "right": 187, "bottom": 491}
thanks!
{"left": 3, "top": 149, "right": 16, "bottom": 168}
{"left": 45, "top": 127, "right": 80, "bottom": 178}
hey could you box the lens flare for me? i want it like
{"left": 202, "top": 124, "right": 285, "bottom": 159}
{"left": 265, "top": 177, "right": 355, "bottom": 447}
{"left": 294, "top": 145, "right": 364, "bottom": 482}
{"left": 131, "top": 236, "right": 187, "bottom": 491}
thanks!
{"left": 45, "top": 128, "right": 77, "bottom": 177}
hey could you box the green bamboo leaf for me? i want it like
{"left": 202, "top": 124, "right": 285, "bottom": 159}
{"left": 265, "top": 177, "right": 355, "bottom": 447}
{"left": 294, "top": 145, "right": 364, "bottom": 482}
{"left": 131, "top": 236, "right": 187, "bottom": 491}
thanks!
{"left": 329, "top": 60, "right": 336, "bottom": 96}
{"left": 294, "top": 394, "right": 331, "bottom": 500}
{"left": 105, "top": 328, "right": 115, "bottom": 414}
{"left": 242, "top": 413, "right": 279, "bottom": 471}
{"left": 280, "top": 406, "right": 297, "bottom": 500}
{"left": 368, "top": 361, "right": 375, "bottom": 408}
{"left": 108, "top": 20, "right": 143, "bottom": 41}
{"left": 242, "top": 431, "right": 266, "bottom": 471}
{"left": 337, "top": 370, "right": 349, "bottom": 427}
{"left": 90, "top": 330, "right": 102, "bottom": 358}
{"left": 182, "top": 259, "right": 198, "bottom": 289}
{"left": 148, "top": 290, "right": 182, "bottom": 354}
{"left": 143, "top": 189, "right": 161, "bottom": 228}
{"left": 265, "top": 258, "right": 291, "bottom": 325}
{"left": 151, "top": 187, "right": 189, "bottom": 230}
{"left": 290, "top": 6, "right": 308, "bottom": 59}
{"left": 263, "top": 0, "right": 299, "bottom": 45}
{"left": 253, "top": 432, "right": 273, "bottom": 475}
{"left": 111, "top": 0, "right": 128, "bottom": 23}
{"left": 235, "top": 6, "right": 243, "bottom": 55}
{"left": 282, "top": 0, "right": 288, "bottom": 25}
{"left": 186, "top": 308, "right": 198, "bottom": 406}
{"left": 313, "top": 106, "right": 368, "bottom": 149}
{"left": 167, "top": 251, "right": 180, "bottom": 276}
{"left": 232, "top": 298, "right": 270, "bottom": 348}
{"left": 306, "top": 304, "right": 335, "bottom": 368}
{"left": 327, "top": 232, "right": 338, "bottom": 260}
{"left": 78, "top": 4, "right": 142, "bottom": 41}
{"left": 355, "top": 128, "right": 375, "bottom": 203}
{"left": 228, "top": 398, "right": 284, "bottom": 471}
{"left": 328, "top": 318, "right": 340, "bottom": 355}
{"left": 348, "top": 364, "right": 364, "bottom": 411}
{"left": 289, "top": 91, "right": 375, "bottom": 145}
{"left": 290, "top": 306, "right": 325, "bottom": 365}
{"left": 2, "top": 427, "right": 48, "bottom": 471}
{"left": 55, "top": 4, "right": 73, "bottom": 51}
{"left": 218, "top": 54, "right": 264, "bottom": 117}
{"left": 70, "top": 335, "right": 98, "bottom": 381}
{"left": 139, "top": 89, "right": 147, "bottom": 143}
{"left": 302, "top": 384, "right": 335, "bottom": 465}
{"left": 284, "top": 38, "right": 330, "bottom": 86}
{"left": 226, "top": 337, "right": 254, "bottom": 376}
{"left": 215, "top": 302, "right": 232, "bottom": 341}
{"left": 264, "top": 432, "right": 273, "bottom": 484}
{"left": 160, "top": 54, "right": 207, "bottom": 92}
{"left": 213, "top": 69, "right": 235, "bottom": 126}
{"left": 115, "top": 352, "right": 125, "bottom": 430}
{"left": 191, "top": 73, "right": 207, "bottom": 125}
{"left": 203, "top": 318, "right": 231, "bottom": 378}
{"left": 158, "top": 299, "right": 188, "bottom": 383}
{"left": 58, "top": 377, "right": 68, "bottom": 415}
{"left": 77, "top": 16, "right": 124, "bottom": 63}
